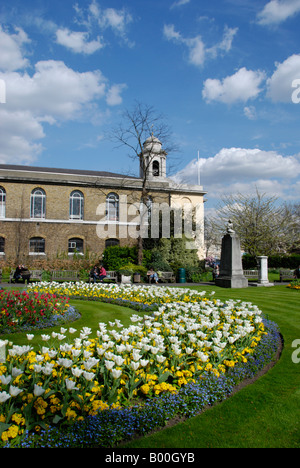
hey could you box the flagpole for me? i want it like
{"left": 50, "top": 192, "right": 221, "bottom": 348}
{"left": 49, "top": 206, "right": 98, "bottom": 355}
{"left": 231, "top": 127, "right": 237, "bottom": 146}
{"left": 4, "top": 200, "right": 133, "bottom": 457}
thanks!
{"left": 197, "top": 151, "right": 200, "bottom": 186}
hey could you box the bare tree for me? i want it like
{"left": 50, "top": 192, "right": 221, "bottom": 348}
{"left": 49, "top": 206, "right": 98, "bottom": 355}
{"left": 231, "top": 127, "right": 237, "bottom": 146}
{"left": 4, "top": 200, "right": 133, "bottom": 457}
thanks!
{"left": 213, "top": 189, "right": 299, "bottom": 256}
{"left": 110, "top": 102, "right": 177, "bottom": 264}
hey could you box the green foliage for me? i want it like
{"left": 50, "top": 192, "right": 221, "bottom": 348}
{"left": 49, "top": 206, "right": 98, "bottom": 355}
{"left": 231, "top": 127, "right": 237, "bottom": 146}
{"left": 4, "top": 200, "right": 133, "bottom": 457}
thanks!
{"left": 242, "top": 254, "right": 300, "bottom": 269}
{"left": 102, "top": 246, "right": 138, "bottom": 270}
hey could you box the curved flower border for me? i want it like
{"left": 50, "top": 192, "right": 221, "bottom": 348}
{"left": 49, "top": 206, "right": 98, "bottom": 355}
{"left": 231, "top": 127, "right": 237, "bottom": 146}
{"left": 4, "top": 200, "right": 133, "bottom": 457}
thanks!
{"left": 0, "top": 282, "right": 281, "bottom": 448}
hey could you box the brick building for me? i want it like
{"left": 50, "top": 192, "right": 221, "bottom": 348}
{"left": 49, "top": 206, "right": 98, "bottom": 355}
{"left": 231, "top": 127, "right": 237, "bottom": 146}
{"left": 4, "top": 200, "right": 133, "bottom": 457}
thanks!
{"left": 0, "top": 136, "right": 206, "bottom": 265}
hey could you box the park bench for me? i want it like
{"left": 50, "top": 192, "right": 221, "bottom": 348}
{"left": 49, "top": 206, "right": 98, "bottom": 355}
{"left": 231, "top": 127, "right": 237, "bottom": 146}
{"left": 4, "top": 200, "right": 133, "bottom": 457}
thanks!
{"left": 9, "top": 269, "right": 43, "bottom": 283}
{"left": 158, "top": 272, "right": 176, "bottom": 283}
{"left": 89, "top": 270, "right": 118, "bottom": 284}
{"left": 279, "top": 269, "right": 295, "bottom": 282}
{"left": 243, "top": 270, "right": 259, "bottom": 279}
{"left": 51, "top": 270, "right": 80, "bottom": 282}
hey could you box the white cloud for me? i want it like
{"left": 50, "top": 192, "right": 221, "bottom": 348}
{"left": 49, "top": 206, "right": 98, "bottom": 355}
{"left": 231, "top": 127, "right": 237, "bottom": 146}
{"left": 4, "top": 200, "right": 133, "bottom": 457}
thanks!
{"left": 56, "top": 28, "right": 104, "bottom": 54}
{"left": 171, "top": 0, "right": 191, "bottom": 8}
{"left": 207, "top": 26, "right": 238, "bottom": 58}
{"left": 267, "top": 54, "right": 300, "bottom": 102}
{"left": 203, "top": 67, "right": 266, "bottom": 104}
{"left": 76, "top": 1, "right": 134, "bottom": 46}
{"left": 244, "top": 105, "right": 257, "bottom": 120}
{"left": 106, "top": 84, "right": 127, "bottom": 106}
{"left": 2, "top": 60, "right": 107, "bottom": 120}
{"left": 173, "top": 147, "right": 300, "bottom": 200}
{"left": 163, "top": 24, "right": 237, "bottom": 67}
{"left": 257, "top": 0, "right": 300, "bottom": 25}
{"left": 0, "top": 26, "right": 127, "bottom": 164}
{"left": 0, "top": 26, "right": 30, "bottom": 71}
{"left": 0, "top": 109, "right": 44, "bottom": 164}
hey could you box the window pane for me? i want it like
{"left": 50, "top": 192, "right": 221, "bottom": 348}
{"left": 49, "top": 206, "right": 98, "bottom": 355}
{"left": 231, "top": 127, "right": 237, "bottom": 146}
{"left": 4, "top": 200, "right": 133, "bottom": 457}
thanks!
{"left": 0, "top": 237, "right": 5, "bottom": 253}
{"left": 106, "top": 193, "right": 119, "bottom": 221}
{"left": 29, "top": 237, "right": 45, "bottom": 253}
{"left": 0, "top": 187, "right": 6, "bottom": 218}
{"left": 31, "top": 189, "right": 45, "bottom": 219}
{"left": 70, "top": 191, "right": 84, "bottom": 219}
{"left": 68, "top": 238, "right": 83, "bottom": 253}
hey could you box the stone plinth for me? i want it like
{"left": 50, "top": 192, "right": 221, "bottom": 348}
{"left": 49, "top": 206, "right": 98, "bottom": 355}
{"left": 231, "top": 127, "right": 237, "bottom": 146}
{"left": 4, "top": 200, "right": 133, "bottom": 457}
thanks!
{"left": 215, "top": 232, "right": 248, "bottom": 289}
{"left": 252, "top": 256, "right": 274, "bottom": 287}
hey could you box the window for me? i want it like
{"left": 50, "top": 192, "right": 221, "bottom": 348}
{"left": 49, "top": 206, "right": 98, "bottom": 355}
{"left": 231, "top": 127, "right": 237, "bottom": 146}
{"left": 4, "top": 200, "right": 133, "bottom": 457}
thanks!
{"left": 105, "top": 238, "right": 120, "bottom": 248}
{"left": 153, "top": 161, "right": 160, "bottom": 177}
{"left": 68, "top": 238, "right": 84, "bottom": 254}
{"left": 70, "top": 190, "right": 84, "bottom": 220}
{"left": 0, "top": 187, "right": 6, "bottom": 218}
{"left": 29, "top": 237, "right": 45, "bottom": 254}
{"left": 0, "top": 237, "right": 5, "bottom": 254}
{"left": 106, "top": 193, "right": 119, "bottom": 221}
{"left": 30, "top": 188, "right": 46, "bottom": 219}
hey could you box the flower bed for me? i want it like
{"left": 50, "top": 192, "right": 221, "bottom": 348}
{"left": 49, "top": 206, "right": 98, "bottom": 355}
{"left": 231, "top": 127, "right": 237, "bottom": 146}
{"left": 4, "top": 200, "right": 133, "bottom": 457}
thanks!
{"left": 288, "top": 279, "right": 300, "bottom": 290}
{"left": 0, "top": 290, "right": 70, "bottom": 334}
{"left": 0, "top": 283, "right": 281, "bottom": 447}
{"left": 27, "top": 281, "right": 209, "bottom": 307}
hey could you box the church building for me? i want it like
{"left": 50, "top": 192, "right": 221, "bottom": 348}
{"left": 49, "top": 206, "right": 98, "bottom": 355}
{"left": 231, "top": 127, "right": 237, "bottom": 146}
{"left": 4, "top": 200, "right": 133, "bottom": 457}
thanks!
{"left": 0, "top": 136, "right": 206, "bottom": 265}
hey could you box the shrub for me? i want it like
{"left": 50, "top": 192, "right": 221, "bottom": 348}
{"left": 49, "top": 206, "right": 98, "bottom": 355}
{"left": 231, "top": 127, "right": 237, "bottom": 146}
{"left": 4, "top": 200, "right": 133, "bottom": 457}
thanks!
{"left": 102, "top": 246, "right": 137, "bottom": 271}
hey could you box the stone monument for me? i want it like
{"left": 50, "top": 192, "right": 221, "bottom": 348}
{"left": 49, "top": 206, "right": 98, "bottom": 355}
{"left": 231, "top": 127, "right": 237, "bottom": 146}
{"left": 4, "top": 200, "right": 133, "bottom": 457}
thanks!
{"left": 215, "top": 220, "right": 248, "bottom": 289}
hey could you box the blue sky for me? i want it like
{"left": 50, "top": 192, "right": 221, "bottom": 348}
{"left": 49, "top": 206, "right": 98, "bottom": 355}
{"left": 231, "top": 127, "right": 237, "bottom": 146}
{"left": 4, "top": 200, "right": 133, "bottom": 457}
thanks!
{"left": 0, "top": 0, "right": 300, "bottom": 211}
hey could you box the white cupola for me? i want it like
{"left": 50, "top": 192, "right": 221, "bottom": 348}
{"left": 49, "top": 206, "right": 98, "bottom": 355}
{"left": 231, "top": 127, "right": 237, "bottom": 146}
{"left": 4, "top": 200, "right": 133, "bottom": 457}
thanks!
{"left": 140, "top": 134, "right": 167, "bottom": 180}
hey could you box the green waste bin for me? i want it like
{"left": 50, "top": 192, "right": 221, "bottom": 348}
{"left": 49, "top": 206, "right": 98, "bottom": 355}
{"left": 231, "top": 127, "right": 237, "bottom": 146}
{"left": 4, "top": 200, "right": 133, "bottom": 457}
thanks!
{"left": 178, "top": 268, "right": 186, "bottom": 283}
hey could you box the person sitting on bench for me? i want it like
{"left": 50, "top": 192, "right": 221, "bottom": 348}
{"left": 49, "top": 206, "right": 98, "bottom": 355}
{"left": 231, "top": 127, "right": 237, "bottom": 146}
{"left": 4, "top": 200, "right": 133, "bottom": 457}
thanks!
{"left": 147, "top": 268, "right": 159, "bottom": 284}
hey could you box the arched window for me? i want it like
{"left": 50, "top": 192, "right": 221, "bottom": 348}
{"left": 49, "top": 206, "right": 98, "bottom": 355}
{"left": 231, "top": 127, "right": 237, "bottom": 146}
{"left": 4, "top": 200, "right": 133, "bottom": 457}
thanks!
{"left": 30, "top": 188, "right": 46, "bottom": 219}
{"left": 68, "top": 237, "right": 84, "bottom": 254}
{"left": 69, "top": 190, "right": 84, "bottom": 220}
{"left": 29, "top": 237, "right": 45, "bottom": 254}
{"left": 106, "top": 193, "right": 119, "bottom": 221}
{"left": 0, "top": 187, "right": 6, "bottom": 218}
{"left": 0, "top": 237, "right": 5, "bottom": 254}
{"left": 152, "top": 160, "right": 160, "bottom": 177}
{"left": 105, "top": 238, "right": 120, "bottom": 248}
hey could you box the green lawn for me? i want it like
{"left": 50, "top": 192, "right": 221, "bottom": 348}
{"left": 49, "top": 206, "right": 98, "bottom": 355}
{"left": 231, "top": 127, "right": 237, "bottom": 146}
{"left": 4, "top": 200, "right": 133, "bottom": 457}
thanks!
{"left": 123, "top": 285, "right": 300, "bottom": 448}
{"left": 1, "top": 284, "right": 299, "bottom": 448}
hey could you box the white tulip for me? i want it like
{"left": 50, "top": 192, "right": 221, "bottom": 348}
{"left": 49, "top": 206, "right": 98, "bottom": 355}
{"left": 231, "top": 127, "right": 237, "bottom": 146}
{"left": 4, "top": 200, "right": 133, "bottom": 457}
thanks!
{"left": 0, "top": 375, "right": 11, "bottom": 385}
{"left": 34, "top": 384, "right": 45, "bottom": 397}
{"left": 111, "top": 369, "right": 122, "bottom": 379}
{"left": 130, "top": 361, "right": 140, "bottom": 371}
{"left": 105, "top": 360, "right": 115, "bottom": 370}
{"left": 65, "top": 379, "right": 79, "bottom": 391}
{"left": 140, "top": 359, "right": 149, "bottom": 367}
{"left": 72, "top": 367, "right": 83, "bottom": 378}
{"left": 41, "top": 334, "right": 50, "bottom": 341}
{"left": 84, "top": 357, "right": 99, "bottom": 370}
{"left": 57, "top": 358, "right": 73, "bottom": 368}
{"left": 83, "top": 371, "right": 94, "bottom": 381}
{"left": 9, "top": 385, "right": 23, "bottom": 397}
{"left": 114, "top": 355, "right": 125, "bottom": 366}
{"left": 0, "top": 391, "right": 11, "bottom": 403}
{"left": 57, "top": 334, "right": 66, "bottom": 341}
{"left": 42, "top": 363, "right": 55, "bottom": 376}
{"left": 156, "top": 355, "right": 166, "bottom": 363}
{"left": 12, "top": 368, "right": 23, "bottom": 378}
{"left": 26, "top": 334, "right": 34, "bottom": 341}
{"left": 60, "top": 344, "right": 73, "bottom": 352}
